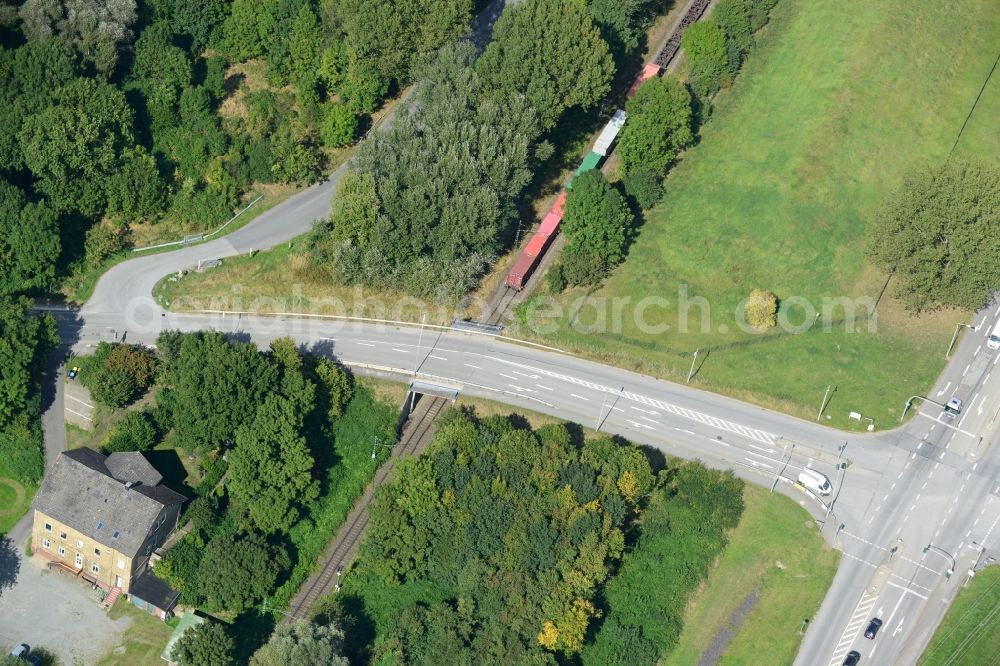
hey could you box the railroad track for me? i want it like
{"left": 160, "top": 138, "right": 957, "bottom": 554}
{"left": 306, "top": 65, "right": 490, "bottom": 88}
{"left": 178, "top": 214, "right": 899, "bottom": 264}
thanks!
{"left": 481, "top": 286, "right": 517, "bottom": 326}
{"left": 284, "top": 394, "right": 449, "bottom": 621}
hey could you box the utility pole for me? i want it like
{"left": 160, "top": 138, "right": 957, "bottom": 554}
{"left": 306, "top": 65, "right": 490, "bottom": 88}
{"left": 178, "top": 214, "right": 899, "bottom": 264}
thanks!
{"left": 686, "top": 349, "right": 700, "bottom": 383}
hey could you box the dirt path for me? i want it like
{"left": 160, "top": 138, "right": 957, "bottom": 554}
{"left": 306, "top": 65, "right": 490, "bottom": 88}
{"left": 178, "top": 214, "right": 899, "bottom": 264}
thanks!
{"left": 698, "top": 582, "right": 763, "bottom": 666}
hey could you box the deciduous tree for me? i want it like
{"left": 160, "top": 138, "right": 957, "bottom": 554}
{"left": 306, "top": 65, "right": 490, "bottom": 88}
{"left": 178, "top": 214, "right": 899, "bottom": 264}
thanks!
{"left": 681, "top": 21, "right": 728, "bottom": 97}
{"left": 619, "top": 76, "right": 694, "bottom": 175}
{"left": 867, "top": 160, "right": 1000, "bottom": 311}
{"left": 478, "top": 0, "right": 614, "bottom": 130}
{"left": 197, "top": 531, "right": 288, "bottom": 613}
{"left": 171, "top": 619, "right": 235, "bottom": 666}
{"left": 561, "top": 171, "right": 633, "bottom": 285}
{"left": 250, "top": 620, "right": 350, "bottom": 666}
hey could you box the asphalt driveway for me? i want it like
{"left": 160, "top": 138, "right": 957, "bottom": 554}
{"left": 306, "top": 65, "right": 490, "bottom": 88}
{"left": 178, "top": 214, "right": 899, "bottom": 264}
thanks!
{"left": 0, "top": 548, "right": 132, "bottom": 665}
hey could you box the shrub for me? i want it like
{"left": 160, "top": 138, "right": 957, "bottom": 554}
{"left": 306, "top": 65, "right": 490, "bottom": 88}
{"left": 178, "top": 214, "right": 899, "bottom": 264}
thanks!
{"left": 621, "top": 169, "right": 664, "bottom": 209}
{"left": 87, "top": 344, "right": 157, "bottom": 408}
{"left": 103, "top": 411, "right": 157, "bottom": 453}
{"left": 321, "top": 104, "right": 358, "bottom": 148}
{"left": 744, "top": 289, "right": 778, "bottom": 329}
{"left": 546, "top": 264, "right": 567, "bottom": 293}
{"left": 84, "top": 222, "right": 129, "bottom": 268}
{"left": 681, "top": 21, "right": 729, "bottom": 98}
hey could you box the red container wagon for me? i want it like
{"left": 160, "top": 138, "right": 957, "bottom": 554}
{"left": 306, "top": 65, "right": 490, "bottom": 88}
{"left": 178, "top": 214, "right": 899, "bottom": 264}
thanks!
{"left": 538, "top": 210, "right": 562, "bottom": 237}
{"left": 626, "top": 63, "right": 662, "bottom": 99}
{"left": 506, "top": 233, "right": 553, "bottom": 290}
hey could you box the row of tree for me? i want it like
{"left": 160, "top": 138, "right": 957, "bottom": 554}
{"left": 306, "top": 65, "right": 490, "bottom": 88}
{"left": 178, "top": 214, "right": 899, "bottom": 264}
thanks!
{"left": 312, "top": 0, "right": 663, "bottom": 300}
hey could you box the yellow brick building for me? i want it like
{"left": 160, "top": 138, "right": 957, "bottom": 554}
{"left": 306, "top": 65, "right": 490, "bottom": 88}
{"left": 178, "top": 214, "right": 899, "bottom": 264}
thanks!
{"left": 31, "top": 448, "right": 184, "bottom": 598}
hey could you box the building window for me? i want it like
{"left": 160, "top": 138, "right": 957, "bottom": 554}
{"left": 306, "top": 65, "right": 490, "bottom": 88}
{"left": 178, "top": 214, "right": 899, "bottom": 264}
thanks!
{"left": 75, "top": 553, "right": 83, "bottom": 568}
{"left": 117, "top": 559, "right": 125, "bottom": 570}
{"left": 42, "top": 539, "right": 50, "bottom": 550}
{"left": 59, "top": 531, "right": 66, "bottom": 539}
{"left": 57, "top": 546, "right": 65, "bottom": 557}
{"left": 44, "top": 522, "right": 52, "bottom": 532}
{"left": 94, "top": 547, "right": 101, "bottom": 556}
{"left": 91, "top": 563, "right": 99, "bottom": 574}
{"left": 76, "top": 539, "right": 83, "bottom": 548}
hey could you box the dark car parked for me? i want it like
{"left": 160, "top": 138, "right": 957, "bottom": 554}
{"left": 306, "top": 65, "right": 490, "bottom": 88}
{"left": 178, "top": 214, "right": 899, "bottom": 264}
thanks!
{"left": 864, "top": 617, "right": 883, "bottom": 639}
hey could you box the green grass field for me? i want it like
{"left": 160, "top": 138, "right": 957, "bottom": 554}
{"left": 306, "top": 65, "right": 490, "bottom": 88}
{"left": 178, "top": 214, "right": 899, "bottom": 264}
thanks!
{"left": 0, "top": 462, "right": 33, "bottom": 536}
{"left": 665, "top": 485, "right": 840, "bottom": 665}
{"left": 521, "top": 0, "right": 1000, "bottom": 429}
{"left": 919, "top": 565, "right": 1000, "bottom": 665}
{"left": 96, "top": 601, "right": 175, "bottom": 666}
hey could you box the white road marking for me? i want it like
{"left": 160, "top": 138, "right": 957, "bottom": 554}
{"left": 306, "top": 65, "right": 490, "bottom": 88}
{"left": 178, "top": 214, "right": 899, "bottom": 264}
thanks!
{"left": 675, "top": 428, "right": 694, "bottom": 435}
{"left": 535, "top": 384, "right": 553, "bottom": 391}
{"left": 937, "top": 381, "right": 952, "bottom": 397}
{"left": 640, "top": 416, "right": 658, "bottom": 424}
{"left": 464, "top": 363, "right": 483, "bottom": 370}
{"left": 357, "top": 342, "right": 376, "bottom": 347}
{"left": 65, "top": 407, "right": 93, "bottom": 422}
{"left": 66, "top": 394, "right": 93, "bottom": 408}
{"left": 391, "top": 348, "right": 409, "bottom": 353}
{"left": 508, "top": 384, "right": 533, "bottom": 393}
{"left": 570, "top": 393, "right": 589, "bottom": 401}
{"left": 429, "top": 354, "right": 448, "bottom": 361}
{"left": 828, "top": 591, "right": 878, "bottom": 665}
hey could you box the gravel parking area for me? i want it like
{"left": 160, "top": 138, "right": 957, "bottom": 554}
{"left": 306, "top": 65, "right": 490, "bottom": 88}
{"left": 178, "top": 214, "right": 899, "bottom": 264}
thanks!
{"left": 0, "top": 551, "right": 132, "bottom": 665}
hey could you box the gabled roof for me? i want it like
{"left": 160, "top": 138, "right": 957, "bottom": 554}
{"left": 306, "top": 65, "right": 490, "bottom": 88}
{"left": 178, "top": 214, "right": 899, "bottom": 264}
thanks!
{"left": 106, "top": 452, "right": 163, "bottom": 486}
{"left": 32, "top": 448, "right": 185, "bottom": 558}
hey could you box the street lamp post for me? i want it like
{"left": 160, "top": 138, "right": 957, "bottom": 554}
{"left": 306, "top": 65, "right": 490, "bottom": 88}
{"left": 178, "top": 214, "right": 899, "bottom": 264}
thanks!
{"left": 686, "top": 349, "right": 700, "bottom": 384}
{"left": 946, "top": 323, "right": 974, "bottom": 359}
{"left": 414, "top": 313, "right": 427, "bottom": 375}
{"left": 924, "top": 544, "right": 956, "bottom": 579}
{"left": 900, "top": 395, "right": 946, "bottom": 422}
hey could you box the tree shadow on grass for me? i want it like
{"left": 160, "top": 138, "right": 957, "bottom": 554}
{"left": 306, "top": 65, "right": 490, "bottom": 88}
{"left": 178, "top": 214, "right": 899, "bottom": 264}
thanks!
{"left": 230, "top": 609, "right": 277, "bottom": 663}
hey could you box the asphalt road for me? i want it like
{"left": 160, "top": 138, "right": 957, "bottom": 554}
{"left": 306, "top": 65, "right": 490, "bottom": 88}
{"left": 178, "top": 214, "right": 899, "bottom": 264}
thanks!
{"left": 32, "top": 2, "right": 1000, "bottom": 661}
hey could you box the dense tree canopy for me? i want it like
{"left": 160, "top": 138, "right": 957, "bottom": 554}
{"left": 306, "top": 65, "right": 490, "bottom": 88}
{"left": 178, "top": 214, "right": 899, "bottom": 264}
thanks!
{"left": 561, "top": 171, "right": 633, "bottom": 285}
{"left": 359, "top": 408, "right": 655, "bottom": 661}
{"left": 619, "top": 76, "right": 694, "bottom": 175}
{"left": 197, "top": 530, "right": 289, "bottom": 613}
{"left": 0, "top": 297, "right": 56, "bottom": 483}
{"left": 171, "top": 619, "right": 235, "bottom": 666}
{"left": 19, "top": 77, "right": 136, "bottom": 217}
{"left": 0, "top": 179, "right": 60, "bottom": 295}
{"left": 867, "top": 160, "right": 1000, "bottom": 311}
{"left": 681, "top": 21, "right": 729, "bottom": 98}
{"left": 314, "top": 42, "right": 536, "bottom": 300}
{"left": 478, "top": 0, "right": 614, "bottom": 130}
{"left": 18, "top": 0, "right": 137, "bottom": 75}
{"left": 165, "top": 331, "right": 277, "bottom": 452}
{"left": 584, "top": 463, "right": 744, "bottom": 664}
{"left": 250, "top": 620, "right": 350, "bottom": 666}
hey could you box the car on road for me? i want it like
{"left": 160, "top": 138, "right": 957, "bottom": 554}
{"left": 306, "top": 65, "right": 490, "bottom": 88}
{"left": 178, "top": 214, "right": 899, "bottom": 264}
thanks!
{"left": 843, "top": 650, "right": 861, "bottom": 665}
{"left": 988, "top": 319, "right": 1000, "bottom": 350}
{"left": 944, "top": 397, "right": 963, "bottom": 417}
{"left": 864, "top": 617, "right": 882, "bottom": 639}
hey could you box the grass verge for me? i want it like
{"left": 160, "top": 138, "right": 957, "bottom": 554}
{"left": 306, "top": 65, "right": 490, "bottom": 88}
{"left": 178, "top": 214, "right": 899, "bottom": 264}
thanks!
{"left": 0, "top": 461, "right": 33, "bottom": 536}
{"left": 919, "top": 565, "right": 1000, "bottom": 666}
{"left": 96, "top": 601, "right": 175, "bottom": 666}
{"left": 664, "top": 484, "right": 840, "bottom": 665}
{"left": 516, "top": 0, "right": 1000, "bottom": 430}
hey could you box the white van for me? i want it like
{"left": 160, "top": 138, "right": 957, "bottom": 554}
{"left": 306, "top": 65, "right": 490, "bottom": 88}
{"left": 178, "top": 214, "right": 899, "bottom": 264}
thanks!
{"left": 988, "top": 319, "right": 1000, "bottom": 350}
{"left": 798, "top": 468, "right": 832, "bottom": 496}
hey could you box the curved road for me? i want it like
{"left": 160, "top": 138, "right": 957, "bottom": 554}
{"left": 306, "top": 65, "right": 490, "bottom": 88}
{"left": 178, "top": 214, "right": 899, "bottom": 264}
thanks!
{"left": 35, "top": 5, "right": 1000, "bottom": 663}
